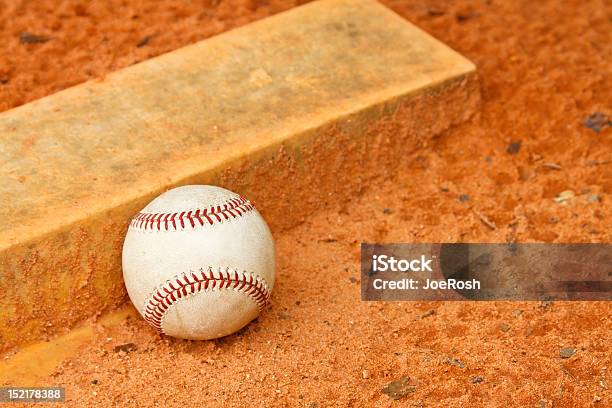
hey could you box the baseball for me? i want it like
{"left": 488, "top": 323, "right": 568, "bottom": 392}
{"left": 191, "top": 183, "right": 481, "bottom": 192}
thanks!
{"left": 122, "top": 185, "right": 275, "bottom": 340}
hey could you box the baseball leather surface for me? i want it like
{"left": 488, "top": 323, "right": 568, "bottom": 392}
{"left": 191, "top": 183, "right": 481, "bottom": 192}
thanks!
{"left": 122, "top": 185, "right": 275, "bottom": 340}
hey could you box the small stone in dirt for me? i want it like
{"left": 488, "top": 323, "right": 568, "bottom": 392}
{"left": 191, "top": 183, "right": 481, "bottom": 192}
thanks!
{"left": 560, "top": 347, "right": 576, "bottom": 359}
{"left": 506, "top": 140, "right": 522, "bottom": 155}
{"left": 427, "top": 9, "right": 445, "bottom": 17}
{"left": 349, "top": 277, "right": 358, "bottom": 284}
{"left": 539, "top": 300, "right": 553, "bottom": 309}
{"left": 137, "top": 36, "right": 152, "bottom": 47}
{"left": 362, "top": 369, "right": 370, "bottom": 379}
{"left": 500, "top": 323, "right": 510, "bottom": 332}
{"left": 471, "top": 376, "right": 484, "bottom": 384}
{"left": 456, "top": 11, "right": 481, "bottom": 22}
{"left": 421, "top": 309, "right": 435, "bottom": 318}
{"left": 91, "top": 379, "right": 99, "bottom": 385}
{"left": 381, "top": 376, "right": 416, "bottom": 400}
{"left": 542, "top": 162, "right": 562, "bottom": 170}
{"left": 383, "top": 207, "right": 392, "bottom": 214}
{"left": 474, "top": 210, "right": 496, "bottom": 230}
{"left": 444, "top": 357, "right": 466, "bottom": 369}
{"left": 458, "top": 194, "right": 470, "bottom": 202}
{"left": 554, "top": 190, "right": 575, "bottom": 204}
{"left": 113, "top": 343, "right": 138, "bottom": 354}
{"left": 20, "top": 32, "right": 50, "bottom": 44}
{"left": 583, "top": 112, "right": 611, "bottom": 133}
{"left": 587, "top": 194, "right": 600, "bottom": 203}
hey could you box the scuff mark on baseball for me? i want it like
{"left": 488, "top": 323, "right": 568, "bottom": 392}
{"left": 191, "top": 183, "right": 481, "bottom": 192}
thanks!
{"left": 122, "top": 185, "right": 276, "bottom": 340}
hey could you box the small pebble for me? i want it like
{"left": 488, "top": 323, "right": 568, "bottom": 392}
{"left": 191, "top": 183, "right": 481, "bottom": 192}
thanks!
{"left": 445, "top": 357, "right": 466, "bottom": 369}
{"left": 560, "top": 347, "right": 576, "bottom": 359}
{"left": 500, "top": 323, "right": 510, "bottom": 332}
{"left": 382, "top": 376, "right": 416, "bottom": 400}
{"left": 362, "top": 369, "right": 370, "bottom": 379}
{"left": 421, "top": 309, "right": 435, "bottom": 318}
{"left": 583, "top": 112, "right": 611, "bottom": 133}
{"left": 539, "top": 300, "right": 553, "bottom": 309}
{"left": 428, "top": 9, "right": 445, "bottom": 17}
{"left": 506, "top": 140, "right": 522, "bottom": 155}
{"left": 137, "top": 36, "right": 151, "bottom": 48}
{"left": 587, "top": 194, "right": 600, "bottom": 203}
{"left": 20, "top": 32, "right": 50, "bottom": 44}
{"left": 554, "top": 190, "right": 575, "bottom": 204}
{"left": 113, "top": 342, "right": 138, "bottom": 354}
{"left": 458, "top": 194, "right": 470, "bottom": 203}
{"left": 471, "top": 376, "right": 484, "bottom": 384}
{"left": 456, "top": 11, "right": 480, "bottom": 22}
{"left": 542, "top": 162, "right": 562, "bottom": 170}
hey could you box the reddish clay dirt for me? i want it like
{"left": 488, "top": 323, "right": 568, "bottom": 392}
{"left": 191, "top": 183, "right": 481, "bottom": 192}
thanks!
{"left": 1, "top": 0, "right": 611, "bottom": 407}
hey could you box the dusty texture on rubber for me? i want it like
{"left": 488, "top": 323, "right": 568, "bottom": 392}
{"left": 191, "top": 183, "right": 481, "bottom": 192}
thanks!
{"left": 0, "top": 0, "right": 478, "bottom": 351}
{"left": 0, "top": 0, "right": 306, "bottom": 113}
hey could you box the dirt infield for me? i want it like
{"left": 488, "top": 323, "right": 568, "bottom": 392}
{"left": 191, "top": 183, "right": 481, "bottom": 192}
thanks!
{"left": 1, "top": 0, "right": 610, "bottom": 407}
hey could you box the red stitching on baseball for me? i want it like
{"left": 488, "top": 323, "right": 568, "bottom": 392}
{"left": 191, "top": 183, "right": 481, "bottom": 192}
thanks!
{"left": 143, "top": 267, "right": 270, "bottom": 333}
{"left": 129, "top": 196, "right": 254, "bottom": 231}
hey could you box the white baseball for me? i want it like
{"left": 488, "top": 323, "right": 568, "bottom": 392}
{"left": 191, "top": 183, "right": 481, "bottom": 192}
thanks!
{"left": 122, "top": 185, "right": 275, "bottom": 340}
